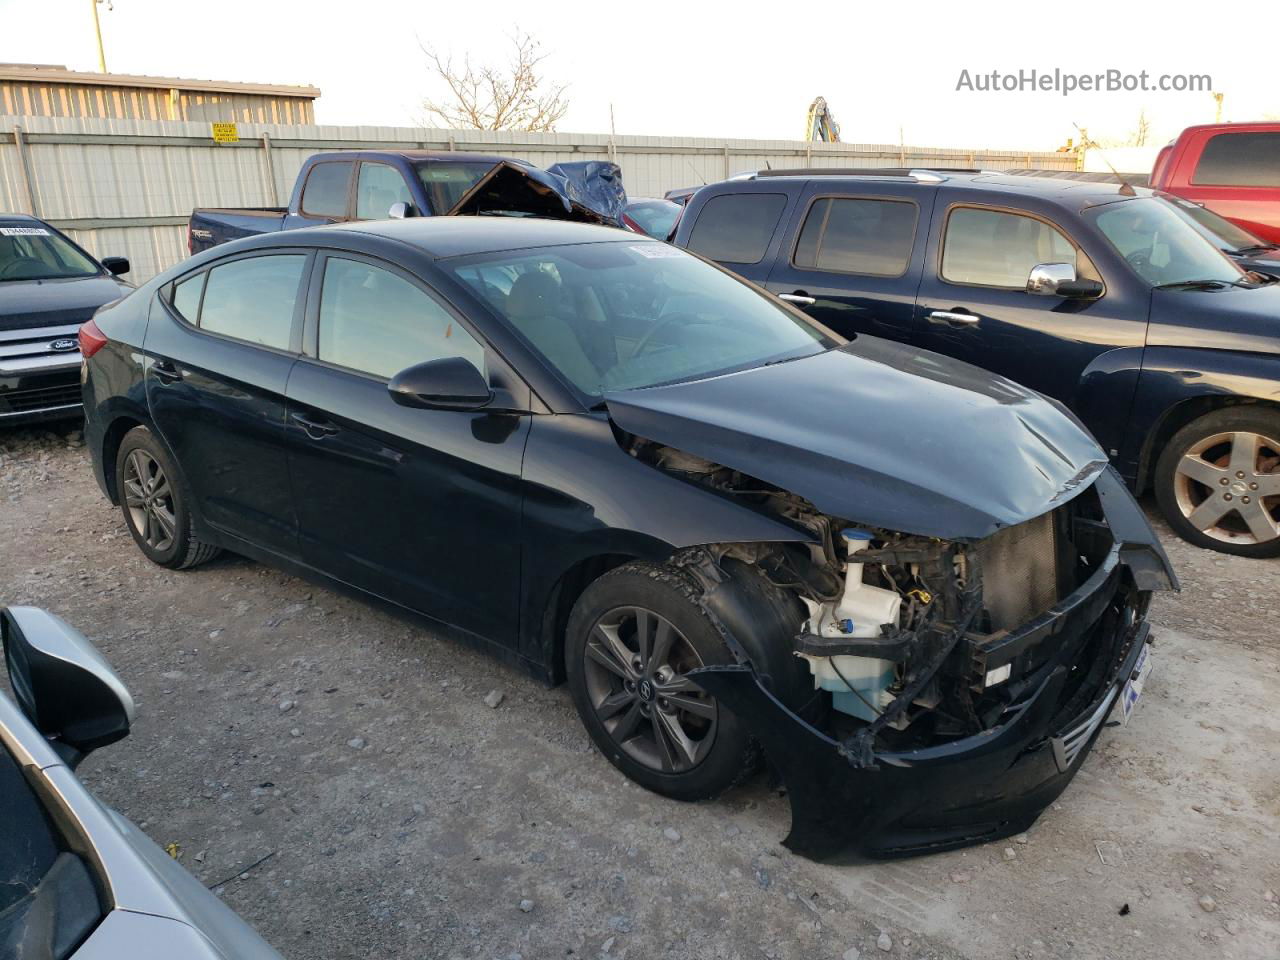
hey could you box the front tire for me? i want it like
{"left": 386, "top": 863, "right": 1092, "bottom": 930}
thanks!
{"left": 565, "top": 562, "right": 759, "bottom": 801}
{"left": 115, "top": 425, "right": 221, "bottom": 569}
{"left": 1154, "top": 408, "right": 1280, "bottom": 558}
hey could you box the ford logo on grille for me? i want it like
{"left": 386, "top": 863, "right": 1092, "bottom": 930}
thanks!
{"left": 49, "top": 338, "right": 78, "bottom": 352}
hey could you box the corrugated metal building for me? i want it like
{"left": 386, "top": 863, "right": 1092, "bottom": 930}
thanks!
{"left": 0, "top": 64, "right": 319, "bottom": 124}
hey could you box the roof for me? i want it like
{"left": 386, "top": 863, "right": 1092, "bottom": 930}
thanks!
{"left": 316, "top": 150, "right": 518, "bottom": 165}
{"left": 739, "top": 168, "right": 1150, "bottom": 206}
{"left": 0, "top": 64, "right": 319, "bottom": 99}
{"left": 303, "top": 216, "right": 638, "bottom": 260}
{"left": 0, "top": 213, "right": 40, "bottom": 223}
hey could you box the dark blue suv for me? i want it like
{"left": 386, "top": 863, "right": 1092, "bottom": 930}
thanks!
{"left": 673, "top": 169, "right": 1280, "bottom": 557}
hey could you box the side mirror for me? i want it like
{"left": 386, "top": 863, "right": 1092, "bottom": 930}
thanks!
{"left": 1027, "top": 262, "right": 1102, "bottom": 299}
{"left": 100, "top": 256, "right": 130, "bottom": 276}
{"left": 389, "top": 357, "right": 492, "bottom": 410}
{"left": 2, "top": 607, "right": 134, "bottom": 764}
{"left": 388, "top": 201, "right": 415, "bottom": 220}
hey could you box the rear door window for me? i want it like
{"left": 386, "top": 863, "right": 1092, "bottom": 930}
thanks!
{"left": 1192, "top": 132, "right": 1280, "bottom": 187}
{"left": 300, "top": 161, "right": 353, "bottom": 218}
{"left": 355, "top": 163, "right": 413, "bottom": 220}
{"left": 316, "top": 257, "right": 486, "bottom": 379}
{"left": 686, "top": 193, "right": 787, "bottom": 264}
{"left": 941, "top": 207, "right": 1078, "bottom": 289}
{"left": 793, "top": 198, "right": 917, "bottom": 276}
{"left": 198, "top": 255, "right": 307, "bottom": 350}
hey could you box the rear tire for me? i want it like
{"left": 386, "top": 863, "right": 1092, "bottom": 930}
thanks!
{"left": 115, "top": 425, "right": 221, "bottom": 569}
{"left": 565, "top": 562, "right": 759, "bottom": 801}
{"left": 1154, "top": 408, "right": 1280, "bottom": 558}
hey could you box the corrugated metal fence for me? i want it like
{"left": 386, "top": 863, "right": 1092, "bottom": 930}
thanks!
{"left": 0, "top": 115, "right": 1078, "bottom": 280}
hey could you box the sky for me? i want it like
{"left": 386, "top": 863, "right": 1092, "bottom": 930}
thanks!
{"left": 4, "top": 0, "right": 1278, "bottom": 153}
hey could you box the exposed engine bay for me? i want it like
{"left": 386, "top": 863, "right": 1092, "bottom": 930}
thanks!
{"left": 626, "top": 436, "right": 1122, "bottom": 757}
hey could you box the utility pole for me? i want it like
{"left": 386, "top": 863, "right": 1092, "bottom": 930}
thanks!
{"left": 91, "top": 0, "right": 108, "bottom": 73}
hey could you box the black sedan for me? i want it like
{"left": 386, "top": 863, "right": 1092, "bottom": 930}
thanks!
{"left": 81, "top": 218, "right": 1174, "bottom": 859}
{"left": 0, "top": 215, "right": 131, "bottom": 425}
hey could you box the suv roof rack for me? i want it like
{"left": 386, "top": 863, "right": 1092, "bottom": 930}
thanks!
{"left": 751, "top": 167, "right": 980, "bottom": 182}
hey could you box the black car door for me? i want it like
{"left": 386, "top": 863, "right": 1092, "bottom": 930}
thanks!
{"left": 912, "top": 200, "right": 1148, "bottom": 456}
{"left": 284, "top": 252, "right": 530, "bottom": 644}
{"left": 145, "top": 250, "right": 309, "bottom": 557}
{"left": 763, "top": 184, "right": 934, "bottom": 343}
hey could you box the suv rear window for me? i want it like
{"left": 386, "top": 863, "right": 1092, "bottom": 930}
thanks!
{"left": 1192, "top": 132, "right": 1280, "bottom": 187}
{"left": 687, "top": 193, "right": 787, "bottom": 264}
{"left": 300, "top": 161, "right": 353, "bottom": 217}
{"left": 793, "top": 198, "right": 917, "bottom": 276}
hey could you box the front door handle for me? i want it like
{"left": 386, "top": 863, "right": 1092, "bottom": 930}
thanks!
{"left": 291, "top": 411, "right": 340, "bottom": 439}
{"left": 152, "top": 359, "right": 183, "bottom": 383}
{"left": 927, "top": 310, "right": 980, "bottom": 326}
{"left": 779, "top": 292, "right": 817, "bottom": 306}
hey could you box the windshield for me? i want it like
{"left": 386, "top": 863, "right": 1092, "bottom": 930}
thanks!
{"left": 1089, "top": 197, "right": 1246, "bottom": 287}
{"left": 446, "top": 241, "right": 833, "bottom": 398}
{"left": 625, "top": 200, "right": 682, "bottom": 239}
{"left": 414, "top": 161, "right": 500, "bottom": 214}
{"left": 1162, "top": 195, "right": 1270, "bottom": 253}
{"left": 0, "top": 225, "right": 99, "bottom": 281}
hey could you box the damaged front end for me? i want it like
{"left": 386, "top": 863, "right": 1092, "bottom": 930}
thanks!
{"left": 623, "top": 434, "right": 1176, "bottom": 861}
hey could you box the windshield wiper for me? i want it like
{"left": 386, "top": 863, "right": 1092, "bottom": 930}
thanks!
{"left": 1154, "top": 278, "right": 1249, "bottom": 290}
{"left": 1233, "top": 244, "right": 1278, "bottom": 256}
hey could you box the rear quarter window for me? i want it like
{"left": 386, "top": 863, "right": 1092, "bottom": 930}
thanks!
{"left": 1192, "top": 132, "right": 1280, "bottom": 187}
{"left": 686, "top": 193, "right": 787, "bottom": 264}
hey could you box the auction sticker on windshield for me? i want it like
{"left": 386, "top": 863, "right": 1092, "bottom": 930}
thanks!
{"left": 630, "top": 243, "right": 684, "bottom": 259}
{"left": 1120, "top": 643, "right": 1153, "bottom": 725}
{"left": 0, "top": 227, "right": 50, "bottom": 236}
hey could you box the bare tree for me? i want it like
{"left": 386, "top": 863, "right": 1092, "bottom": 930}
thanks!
{"left": 421, "top": 30, "right": 569, "bottom": 132}
{"left": 1129, "top": 109, "right": 1150, "bottom": 147}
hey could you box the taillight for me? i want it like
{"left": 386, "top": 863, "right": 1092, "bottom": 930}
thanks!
{"left": 79, "top": 317, "right": 108, "bottom": 359}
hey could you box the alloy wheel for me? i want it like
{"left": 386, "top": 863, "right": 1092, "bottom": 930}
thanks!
{"left": 1172, "top": 430, "right": 1280, "bottom": 546}
{"left": 582, "top": 605, "right": 717, "bottom": 773}
{"left": 122, "top": 449, "right": 177, "bottom": 552}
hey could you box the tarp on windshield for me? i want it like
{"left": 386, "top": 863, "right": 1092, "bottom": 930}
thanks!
{"left": 445, "top": 159, "right": 626, "bottom": 226}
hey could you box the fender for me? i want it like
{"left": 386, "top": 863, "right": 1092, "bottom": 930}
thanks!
{"left": 1125, "top": 346, "right": 1280, "bottom": 489}
{"left": 517, "top": 413, "right": 813, "bottom": 672}
{"left": 1070, "top": 346, "right": 1147, "bottom": 467}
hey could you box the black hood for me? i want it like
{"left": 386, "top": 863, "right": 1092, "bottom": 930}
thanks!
{"left": 446, "top": 160, "right": 626, "bottom": 226}
{"left": 605, "top": 338, "right": 1108, "bottom": 540}
{"left": 1150, "top": 282, "right": 1280, "bottom": 356}
{"left": 0, "top": 274, "right": 130, "bottom": 333}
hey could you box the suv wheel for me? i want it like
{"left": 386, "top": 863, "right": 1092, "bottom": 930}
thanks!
{"left": 1154, "top": 408, "right": 1280, "bottom": 557}
{"left": 115, "top": 425, "right": 221, "bottom": 569}
{"left": 565, "top": 562, "right": 759, "bottom": 801}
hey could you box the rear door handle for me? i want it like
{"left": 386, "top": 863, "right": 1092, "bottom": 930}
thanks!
{"left": 927, "top": 310, "right": 980, "bottom": 326}
{"left": 152, "top": 359, "right": 183, "bottom": 383}
{"left": 779, "top": 292, "right": 817, "bottom": 306}
{"left": 291, "top": 411, "right": 340, "bottom": 439}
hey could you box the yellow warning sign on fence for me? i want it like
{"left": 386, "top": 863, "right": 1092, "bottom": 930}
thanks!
{"left": 211, "top": 122, "right": 239, "bottom": 144}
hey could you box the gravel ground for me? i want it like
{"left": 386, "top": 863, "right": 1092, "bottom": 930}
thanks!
{"left": 2, "top": 422, "right": 1278, "bottom": 960}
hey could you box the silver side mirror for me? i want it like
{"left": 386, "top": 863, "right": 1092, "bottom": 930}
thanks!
{"left": 3, "top": 606, "right": 134, "bottom": 761}
{"left": 1027, "top": 262, "right": 1077, "bottom": 296}
{"left": 388, "top": 201, "right": 414, "bottom": 219}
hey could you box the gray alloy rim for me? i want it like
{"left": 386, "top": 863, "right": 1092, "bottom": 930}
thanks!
{"left": 582, "top": 605, "right": 717, "bottom": 773}
{"left": 1173, "top": 430, "right": 1280, "bottom": 545}
{"left": 122, "top": 449, "right": 177, "bottom": 552}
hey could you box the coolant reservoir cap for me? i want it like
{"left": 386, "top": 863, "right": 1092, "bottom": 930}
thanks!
{"left": 841, "top": 528, "right": 875, "bottom": 542}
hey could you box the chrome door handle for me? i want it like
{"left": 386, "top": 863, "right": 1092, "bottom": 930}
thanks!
{"left": 779, "top": 293, "right": 816, "bottom": 306}
{"left": 927, "top": 310, "right": 979, "bottom": 326}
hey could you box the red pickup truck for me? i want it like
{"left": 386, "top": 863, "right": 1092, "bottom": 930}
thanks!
{"left": 1151, "top": 122, "right": 1280, "bottom": 244}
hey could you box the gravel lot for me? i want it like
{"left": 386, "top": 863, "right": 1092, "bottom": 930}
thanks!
{"left": 3, "top": 422, "right": 1278, "bottom": 960}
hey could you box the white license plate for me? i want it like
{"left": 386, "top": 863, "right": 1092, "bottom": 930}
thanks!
{"left": 1119, "top": 643, "right": 1153, "bottom": 726}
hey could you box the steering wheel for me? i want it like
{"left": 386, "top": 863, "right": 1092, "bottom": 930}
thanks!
{"left": 630, "top": 312, "right": 700, "bottom": 359}
{"left": 0, "top": 257, "right": 46, "bottom": 279}
{"left": 1125, "top": 249, "right": 1153, "bottom": 272}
